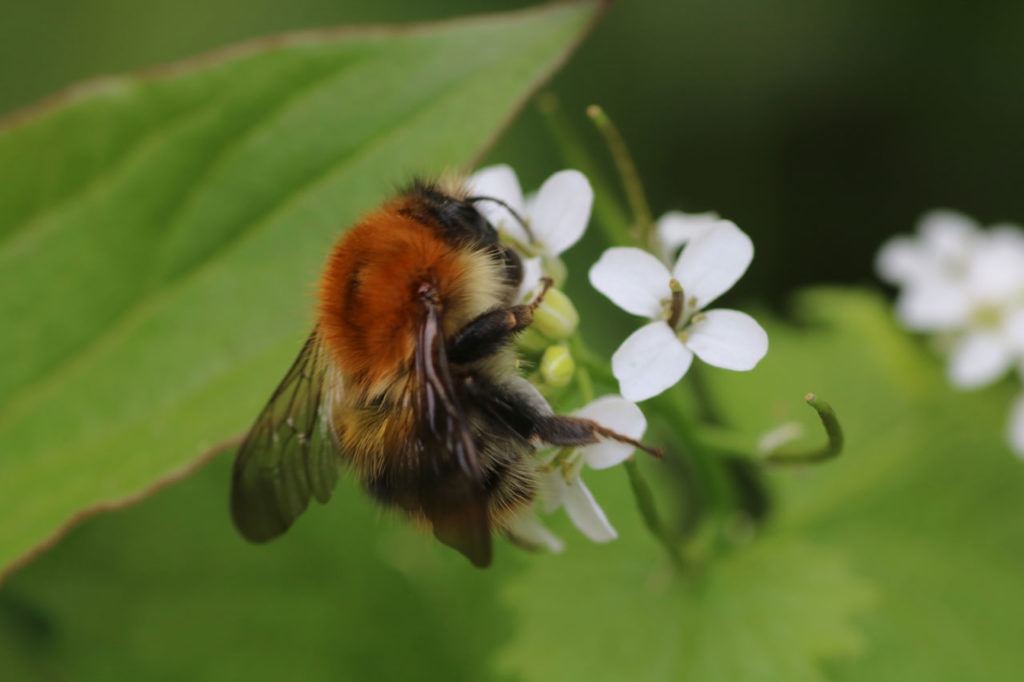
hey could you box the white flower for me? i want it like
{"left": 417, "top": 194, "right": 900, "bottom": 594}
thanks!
{"left": 467, "top": 164, "right": 593, "bottom": 295}
{"left": 1010, "top": 393, "right": 1024, "bottom": 459}
{"left": 589, "top": 221, "right": 769, "bottom": 402}
{"left": 538, "top": 396, "right": 647, "bottom": 542}
{"left": 876, "top": 209, "right": 980, "bottom": 290}
{"left": 947, "top": 305, "right": 1024, "bottom": 388}
{"left": 655, "top": 210, "right": 720, "bottom": 265}
{"left": 503, "top": 508, "right": 565, "bottom": 553}
{"left": 877, "top": 210, "right": 1024, "bottom": 389}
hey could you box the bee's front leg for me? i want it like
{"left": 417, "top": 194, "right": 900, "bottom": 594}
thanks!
{"left": 448, "top": 278, "right": 553, "bottom": 364}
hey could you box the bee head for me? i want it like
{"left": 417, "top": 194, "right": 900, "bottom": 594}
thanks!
{"left": 402, "top": 180, "right": 500, "bottom": 249}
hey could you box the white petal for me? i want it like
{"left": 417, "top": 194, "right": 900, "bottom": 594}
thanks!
{"left": 573, "top": 396, "right": 647, "bottom": 469}
{"left": 1009, "top": 394, "right": 1024, "bottom": 458}
{"left": 965, "top": 237, "right": 1024, "bottom": 303}
{"left": 612, "top": 321, "right": 694, "bottom": 401}
{"left": 895, "top": 280, "right": 971, "bottom": 331}
{"left": 1004, "top": 306, "right": 1024, "bottom": 352}
{"left": 562, "top": 475, "right": 617, "bottom": 542}
{"left": 589, "top": 247, "right": 672, "bottom": 318}
{"left": 875, "top": 236, "right": 931, "bottom": 285}
{"left": 517, "top": 256, "right": 544, "bottom": 302}
{"left": 529, "top": 170, "right": 593, "bottom": 256}
{"left": 947, "top": 331, "right": 1013, "bottom": 389}
{"left": 538, "top": 471, "right": 567, "bottom": 514}
{"left": 467, "top": 164, "right": 530, "bottom": 245}
{"left": 656, "top": 210, "right": 719, "bottom": 264}
{"left": 504, "top": 508, "right": 565, "bottom": 553}
{"left": 523, "top": 191, "right": 537, "bottom": 217}
{"left": 918, "top": 209, "right": 980, "bottom": 261}
{"left": 989, "top": 224, "right": 1024, "bottom": 253}
{"left": 673, "top": 220, "right": 753, "bottom": 310}
{"left": 685, "top": 309, "right": 768, "bottom": 371}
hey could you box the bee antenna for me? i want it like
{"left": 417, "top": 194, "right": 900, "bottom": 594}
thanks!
{"left": 466, "top": 195, "right": 535, "bottom": 242}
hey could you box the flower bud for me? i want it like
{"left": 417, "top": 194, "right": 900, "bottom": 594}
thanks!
{"left": 540, "top": 344, "right": 575, "bottom": 388}
{"left": 515, "top": 326, "right": 550, "bottom": 355}
{"left": 532, "top": 288, "right": 579, "bottom": 340}
{"left": 543, "top": 256, "right": 569, "bottom": 288}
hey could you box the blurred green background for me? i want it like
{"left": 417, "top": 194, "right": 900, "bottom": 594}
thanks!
{"left": 6, "top": 0, "right": 1024, "bottom": 300}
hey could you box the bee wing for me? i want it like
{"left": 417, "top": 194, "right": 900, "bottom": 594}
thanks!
{"left": 413, "top": 300, "right": 492, "bottom": 568}
{"left": 231, "top": 328, "right": 341, "bottom": 542}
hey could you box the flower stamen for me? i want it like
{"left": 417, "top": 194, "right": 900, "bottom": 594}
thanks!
{"left": 666, "top": 279, "right": 685, "bottom": 328}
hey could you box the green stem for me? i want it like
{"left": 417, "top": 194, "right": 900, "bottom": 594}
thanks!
{"left": 651, "top": 386, "right": 735, "bottom": 525}
{"left": 586, "top": 104, "right": 654, "bottom": 246}
{"left": 765, "top": 394, "right": 844, "bottom": 465}
{"left": 575, "top": 364, "right": 595, "bottom": 404}
{"left": 536, "top": 93, "right": 633, "bottom": 247}
{"left": 624, "top": 459, "right": 687, "bottom": 571}
{"left": 570, "top": 334, "right": 697, "bottom": 566}
{"left": 685, "top": 363, "right": 724, "bottom": 426}
{"left": 567, "top": 334, "right": 615, "bottom": 386}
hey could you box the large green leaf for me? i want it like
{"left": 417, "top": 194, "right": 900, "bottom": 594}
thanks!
{"left": 0, "top": 454, "right": 523, "bottom": 681}
{"left": 0, "top": 0, "right": 603, "bottom": 578}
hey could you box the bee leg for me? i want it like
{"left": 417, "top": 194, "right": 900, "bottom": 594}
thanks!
{"left": 448, "top": 278, "right": 554, "bottom": 364}
{"left": 464, "top": 374, "right": 662, "bottom": 459}
{"left": 533, "top": 415, "right": 663, "bottom": 458}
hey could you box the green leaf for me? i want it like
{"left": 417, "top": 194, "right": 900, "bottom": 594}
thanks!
{"left": 497, "top": 286, "right": 1024, "bottom": 680}
{"left": 0, "top": 1, "right": 603, "bottom": 578}
{"left": 0, "top": 454, "right": 522, "bottom": 681}
{"left": 496, "top": 468, "right": 875, "bottom": 682}
{"left": 709, "top": 288, "right": 1024, "bottom": 680}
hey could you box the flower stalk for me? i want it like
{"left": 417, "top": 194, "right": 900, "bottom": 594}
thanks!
{"left": 587, "top": 104, "right": 654, "bottom": 245}
{"left": 624, "top": 458, "right": 687, "bottom": 571}
{"left": 764, "top": 394, "right": 844, "bottom": 465}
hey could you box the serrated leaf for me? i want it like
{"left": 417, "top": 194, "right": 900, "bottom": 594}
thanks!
{"left": 0, "top": 1, "right": 603, "bottom": 579}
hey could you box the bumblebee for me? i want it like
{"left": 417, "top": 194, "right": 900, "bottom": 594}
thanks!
{"left": 231, "top": 180, "right": 653, "bottom": 567}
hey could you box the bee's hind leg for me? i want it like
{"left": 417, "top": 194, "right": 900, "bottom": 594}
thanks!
{"left": 533, "top": 415, "right": 662, "bottom": 459}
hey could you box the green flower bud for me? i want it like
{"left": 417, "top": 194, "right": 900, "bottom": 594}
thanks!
{"left": 532, "top": 288, "right": 579, "bottom": 341}
{"left": 540, "top": 344, "right": 575, "bottom": 388}
{"left": 515, "top": 326, "right": 550, "bottom": 355}
{"left": 543, "top": 256, "right": 569, "bottom": 289}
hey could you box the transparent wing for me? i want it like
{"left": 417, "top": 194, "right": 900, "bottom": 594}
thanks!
{"left": 231, "top": 328, "right": 341, "bottom": 542}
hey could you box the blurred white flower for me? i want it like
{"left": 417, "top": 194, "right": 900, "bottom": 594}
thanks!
{"left": 876, "top": 210, "right": 980, "bottom": 331}
{"left": 538, "top": 396, "right": 647, "bottom": 542}
{"left": 467, "top": 164, "right": 593, "bottom": 296}
{"left": 589, "top": 221, "right": 769, "bottom": 402}
{"left": 878, "top": 210, "right": 1024, "bottom": 459}
{"left": 877, "top": 210, "right": 1024, "bottom": 390}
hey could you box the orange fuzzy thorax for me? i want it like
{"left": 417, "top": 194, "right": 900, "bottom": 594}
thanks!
{"left": 318, "top": 198, "right": 473, "bottom": 392}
